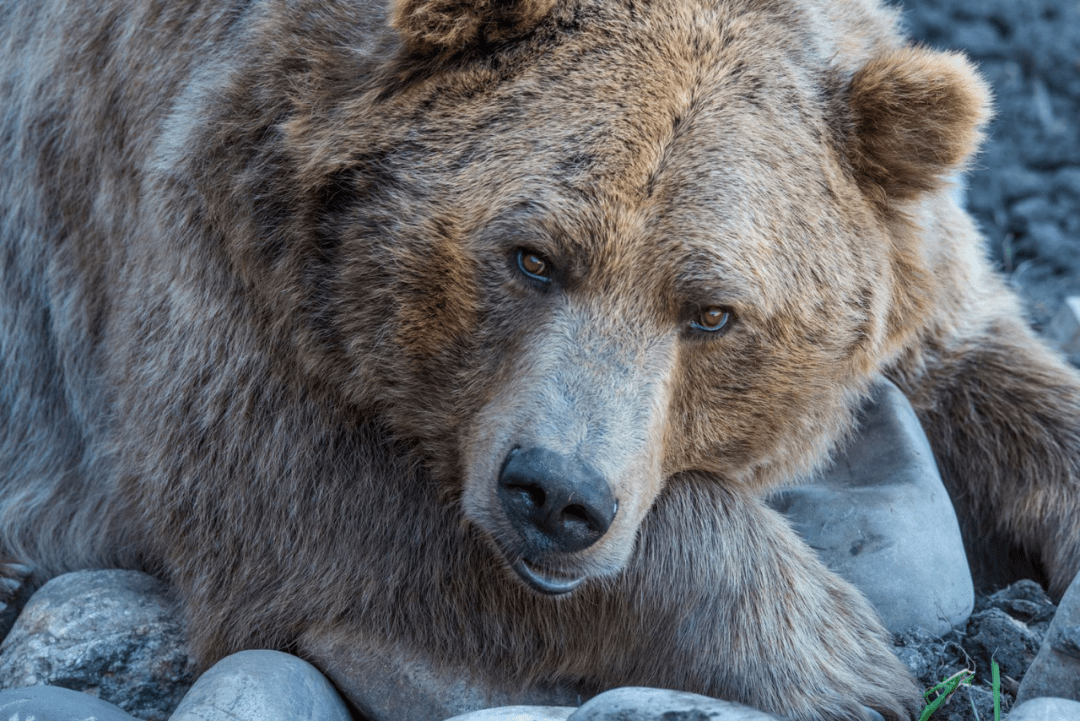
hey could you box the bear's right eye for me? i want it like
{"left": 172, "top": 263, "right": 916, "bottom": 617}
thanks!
{"left": 516, "top": 249, "right": 552, "bottom": 283}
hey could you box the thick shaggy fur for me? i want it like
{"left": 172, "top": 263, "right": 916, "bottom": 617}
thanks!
{"left": 1, "top": 0, "right": 1078, "bottom": 720}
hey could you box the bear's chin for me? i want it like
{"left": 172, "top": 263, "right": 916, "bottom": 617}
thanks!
{"left": 511, "top": 558, "right": 585, "bottom": 595}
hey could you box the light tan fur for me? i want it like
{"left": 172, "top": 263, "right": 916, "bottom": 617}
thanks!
{"left": 1, "top": 1, "right": 1077, "bottom": 720}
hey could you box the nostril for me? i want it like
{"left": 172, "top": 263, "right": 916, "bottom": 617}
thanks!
{"left": 562, "top": 504, "right": 590, "bottom": 527}
{"left": 509, "top": 483, "right": 546, "bottom": 511}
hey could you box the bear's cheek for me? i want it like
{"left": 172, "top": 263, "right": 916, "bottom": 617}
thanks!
{"left": 664, "top": 325, "right": 862, "bottom": 487}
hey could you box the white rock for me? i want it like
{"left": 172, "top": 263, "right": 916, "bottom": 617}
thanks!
{"left": 1007, "top": 696, "right": 1080, "bottom": 720}
{"left": 169, "top": 650, "right": 352, "bottom": 721}
{"left": 443, "top": 706, "right": 575, "bottom": 721}
{"left": 566, "top": 687, "right": 782, "bottom": 720}
{"left": 0, "top": 684, "right": 139, "bottom": 721}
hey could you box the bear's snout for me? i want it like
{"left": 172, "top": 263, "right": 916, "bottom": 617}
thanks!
{"left": 497, "top": 446, "right": 617, "bottom": 556}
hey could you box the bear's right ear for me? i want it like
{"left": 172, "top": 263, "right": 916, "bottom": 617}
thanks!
{"left": 391, "top": 0, "right": 558, "bottom": 55}
{"left": 843, "top": 47, "right": 991, "bottom": 209}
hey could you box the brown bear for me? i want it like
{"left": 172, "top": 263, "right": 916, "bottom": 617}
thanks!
{"left": 0, "top": 0, "right": 1078, "bottom": 719}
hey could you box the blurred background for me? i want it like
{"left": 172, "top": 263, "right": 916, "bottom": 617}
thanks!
{"left": 898, "top": 0, "right": 1079, "bottom": 350}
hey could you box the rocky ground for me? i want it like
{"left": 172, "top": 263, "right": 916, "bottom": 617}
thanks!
{"left": 898, "top": 0, "right": 1080, "bottom": 333}
{"left": 889, "top": 1, "right": 1079, "bottom": 716}
{"left": 894, "top": 581, "right": 1057, "bottom": 721}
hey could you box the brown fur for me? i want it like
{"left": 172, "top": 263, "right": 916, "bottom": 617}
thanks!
{"left": 1, "top": 0, "right": 1078, "bottom": 720}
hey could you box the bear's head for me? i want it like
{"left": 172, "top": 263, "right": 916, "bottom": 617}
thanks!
{"left": 234, "top": 0, "right": 989, "bottom": 595}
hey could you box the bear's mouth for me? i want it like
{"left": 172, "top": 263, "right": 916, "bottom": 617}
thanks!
{"left": 511, "top": 558, "right": 584, "bottom": 595}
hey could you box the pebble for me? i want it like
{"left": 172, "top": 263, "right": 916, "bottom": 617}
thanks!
{"left": 1007, "top": 697, "right": 1080, "bottom": 720}
{"left": 964, "top": 608, "right": 1041, "bottom": 682}
{"left": 1048, "top": 297, "right": 1080, "bottom": 365}
{"left": 950, "top": 20, "right": 1002, "bottom": 58}
{"left": 0, "top": 563, "right": 34, "bottom": 642}
{"left": 169, "top": 650, "right": 352, "bottom": 721}
{"left": 0, "top": 684, "right": 139, "bottom": 721}
{"left": 565, "top": 687, "right": 783, "bottom": 721}
{"left": 768, "top": 379, "right": 974, "bottom": 635}
{"left": 1016, "top": 571, "right": 1080, "bottom": 706}
{"left": 998, "top": 166, "right": 1048, "bottom": 204}
{"left": 444, "top": 706, "right": 574, "bottom": 721}
{"left": 1026, "top": 222, "right": 1078, "bottom": 273}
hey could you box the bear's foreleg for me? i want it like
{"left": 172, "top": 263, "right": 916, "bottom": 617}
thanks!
{"left": 894, "top": 316, "right": 1080, "bottom": 599}
{"left": 618, "top": 475, "right": 921, "bottom": 721}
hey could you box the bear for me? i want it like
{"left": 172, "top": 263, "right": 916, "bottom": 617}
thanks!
{"left": 1, "top": 0, "right": 1079, "bottom": 719}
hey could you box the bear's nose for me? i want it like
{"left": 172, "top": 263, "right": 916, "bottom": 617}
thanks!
{"left": 497, "top": 447, "right": 617, "bottom": 554}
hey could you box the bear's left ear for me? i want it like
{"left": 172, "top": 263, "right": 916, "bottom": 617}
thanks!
{"left": 391, "top": 0, "right": 558, "bottom": 55}
{"left": 844, "top": 47, "right": 991, "bottom": 207}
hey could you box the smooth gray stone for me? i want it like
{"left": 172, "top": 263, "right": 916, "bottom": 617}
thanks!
{"left": 168, "top": 650, "right": 351, "bottom": 721}
{"left": 0, "top": 570, "right": 196, "bottom": 721}
{"left": 768, "top": 379, "right": 974, "bottom": 635}
{"left": 0, "top": 685, "right": 139, "bottom": 721}
{"left": 1007, "top": 697, "right": 1080, "bottom": 720}
{"left": 1016, "top": 572, "right": 1080, "bottom": 705}
{"left": 566, "top": 688, "right": 782, "bottom": 720}
{"left": 443, "top": 706, "right": 575, "bottom": 721}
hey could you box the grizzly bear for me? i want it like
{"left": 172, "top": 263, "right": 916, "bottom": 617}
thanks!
{"left": 1, "top": 0, "right": 1078, "bottom": 719}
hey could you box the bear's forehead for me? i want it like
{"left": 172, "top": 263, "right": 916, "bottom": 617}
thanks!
{"left": 389, "top": 1, "right": 859, "bottom": 220}
{"left": 361, "top": 0, "right": 890, "bottom": 316}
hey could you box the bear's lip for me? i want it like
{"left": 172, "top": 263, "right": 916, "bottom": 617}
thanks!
{"left": 511, "top": 558, "right": 584, "bottom": 595}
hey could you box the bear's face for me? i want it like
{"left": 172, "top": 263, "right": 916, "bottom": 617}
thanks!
{"left": 292, "top": 0, "right": 986, "bottom": 593}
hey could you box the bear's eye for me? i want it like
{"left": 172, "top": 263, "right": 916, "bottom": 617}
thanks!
{"left": 516, "top": 249, "right": 552, "bottom": 283}
{"left": 690, "top": 307, "right": 733, "bottom": 334}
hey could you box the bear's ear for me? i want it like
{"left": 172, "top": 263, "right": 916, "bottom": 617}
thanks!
{"left": 390, "top": 0, "right": 558, "bottom": 55}
{"left": 844, "top": 47, "right": 991, "bottom": 207}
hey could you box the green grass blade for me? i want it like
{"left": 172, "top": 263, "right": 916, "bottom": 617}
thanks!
{"left": 919, "top": 670, "right": 974, "bottom": 721}
{"left": 992, "top": 659, "right": 1001, "bottom": 721}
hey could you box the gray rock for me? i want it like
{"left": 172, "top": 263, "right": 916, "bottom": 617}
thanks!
{"left": 1011, "top": 197, "right": 1057, "bottom": 225}
{"left": 565, "top": 688, "right": 783, "bottom": 721}
{"left": 950, "top": 20, "right": 1003, "bottom": 57}
{"left": 965, "top": 607, "right": 1042, "bottom": 682}
{"left": 0, "top": 563, "right": 35, "bottom": 644}
{"left": 1027, "top": 223, "right": 1079, "bottom": 273}
{"left": 1048, "top": 297, "right": 1080, "bottom": 365}
{"left": 1008, "top": 697, "right": 1080, "bottom": 720}
{"left": 1051, "top": 168, "right": 1080, "bottom": 201}
{"left": 1016, "top": 572, "right": 1080, "bottom": 705}
{"left": 998, "top": 166, "right": 1047, "bottom": 204}
{"left": 0, "top": 684, "right": 139, "bottom": 721}
{"left": 168, "top": 650, "right": 351, "bottom": 721}
{"left": 976, "top": 580, "right": 1057, "bottom": 633}
{"left": 0, "top": 569, "right": 196, "bottom": 721}
{"left": 443, "top": 706, "right": 575, "bottom": 721}
{"left": 768, "top": 379, "right": 974, "bottom": 635}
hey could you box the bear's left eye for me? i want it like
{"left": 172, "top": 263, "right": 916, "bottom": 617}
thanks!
{"left": 516, "top": 249, "right": 552, "bottom": 283}
{"left": 690, "top": 307, "right": 733, "bottom": 334}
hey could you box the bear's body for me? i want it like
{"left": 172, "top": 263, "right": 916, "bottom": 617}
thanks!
{"left": 2, "top": 0, "right": 1079, "bottom": 719}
